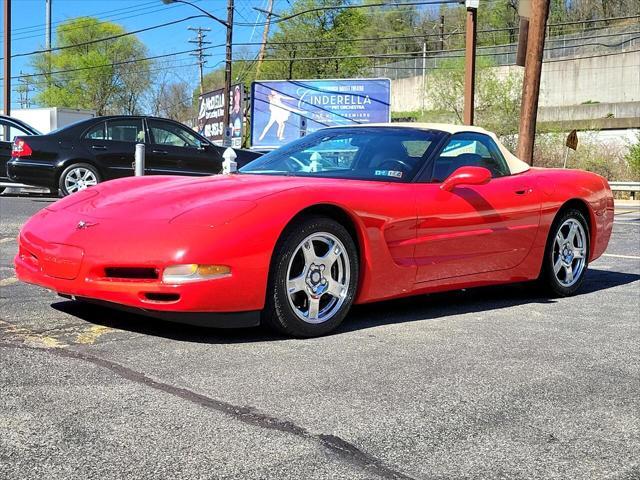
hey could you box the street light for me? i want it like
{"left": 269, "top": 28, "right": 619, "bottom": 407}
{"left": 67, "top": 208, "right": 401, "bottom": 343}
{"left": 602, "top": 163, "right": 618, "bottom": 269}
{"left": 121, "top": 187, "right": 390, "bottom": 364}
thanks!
{"left": 162, "top": 0, "right": 234, "bottom": 146}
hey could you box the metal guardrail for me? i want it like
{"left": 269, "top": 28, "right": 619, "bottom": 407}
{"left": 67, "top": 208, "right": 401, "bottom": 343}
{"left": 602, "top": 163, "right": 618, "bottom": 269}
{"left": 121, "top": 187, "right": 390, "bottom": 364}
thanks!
{"left": 610, "top": 181, "right": 640, "bottom": 192}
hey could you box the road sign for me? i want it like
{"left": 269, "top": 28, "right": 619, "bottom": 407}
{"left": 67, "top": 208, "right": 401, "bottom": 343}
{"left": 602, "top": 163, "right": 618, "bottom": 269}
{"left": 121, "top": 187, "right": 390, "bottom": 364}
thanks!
{"left": 566, "top": 129, "right": 578, "bottom": 151}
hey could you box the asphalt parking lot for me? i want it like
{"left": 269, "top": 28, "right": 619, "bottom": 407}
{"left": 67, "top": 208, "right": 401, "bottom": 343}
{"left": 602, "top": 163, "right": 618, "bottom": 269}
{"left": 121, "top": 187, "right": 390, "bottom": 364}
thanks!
{"left": 1, "top": 194, "right": 638, "bottom": 480}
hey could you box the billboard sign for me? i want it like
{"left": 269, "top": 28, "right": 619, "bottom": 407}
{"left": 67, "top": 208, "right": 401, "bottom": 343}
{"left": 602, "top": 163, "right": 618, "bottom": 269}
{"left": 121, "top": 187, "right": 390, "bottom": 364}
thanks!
{"left": 250, "top": 78, "right": 391, "bottom": 149}
{"left": 197, "top": 84, "right": 244, "bottom": 148}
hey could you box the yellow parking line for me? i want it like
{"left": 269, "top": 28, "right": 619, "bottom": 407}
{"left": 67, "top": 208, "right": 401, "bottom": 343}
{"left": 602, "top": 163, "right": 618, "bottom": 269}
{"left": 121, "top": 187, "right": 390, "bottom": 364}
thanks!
{"left": 0, "top": 319, "right": 67, "bottom": 349}
{"left": 0, "top": 277, "right": 18, "bottom": 287}
{"left": 75, "top": 325, "right": 114, "bottom": 345}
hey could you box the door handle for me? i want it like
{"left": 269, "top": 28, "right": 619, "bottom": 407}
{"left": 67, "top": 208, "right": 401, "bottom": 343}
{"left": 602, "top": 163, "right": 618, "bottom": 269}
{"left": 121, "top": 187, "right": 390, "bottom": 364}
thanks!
{"left": 91, "top": 145, "right": 107, "bottom": 150}
{"left": 152, "top": 149, "right": 168, "bottom": 155}
{"left": 514, "top": 187, "right": 532, "bottom": 195}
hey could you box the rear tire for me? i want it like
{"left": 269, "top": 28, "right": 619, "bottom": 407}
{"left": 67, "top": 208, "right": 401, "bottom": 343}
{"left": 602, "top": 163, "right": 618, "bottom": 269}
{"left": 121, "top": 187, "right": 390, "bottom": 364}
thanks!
{"left": 58, "top": 163, "right": 100, "bottom": 197}
{"left": 539, "top": 208, "right": 589, "bottom": 297}
{"left": 263, "top": 216, "right": 359, "bottom": 337}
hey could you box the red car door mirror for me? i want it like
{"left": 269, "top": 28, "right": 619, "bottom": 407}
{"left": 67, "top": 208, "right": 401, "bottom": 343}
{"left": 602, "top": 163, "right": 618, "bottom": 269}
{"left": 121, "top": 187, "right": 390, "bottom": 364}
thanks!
{"left": 440, "top": 166, "right": 492, "bottom": 192}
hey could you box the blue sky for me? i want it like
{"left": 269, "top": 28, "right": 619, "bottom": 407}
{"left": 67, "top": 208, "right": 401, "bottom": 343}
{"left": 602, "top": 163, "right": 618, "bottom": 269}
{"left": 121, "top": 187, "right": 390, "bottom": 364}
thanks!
{"left": 1, "top": 0, "right": 276, "bottom": 108}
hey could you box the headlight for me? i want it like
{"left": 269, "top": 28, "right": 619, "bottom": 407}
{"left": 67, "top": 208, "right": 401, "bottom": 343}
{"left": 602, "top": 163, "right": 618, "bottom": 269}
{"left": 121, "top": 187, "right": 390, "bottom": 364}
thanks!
{"left": 162, "top": 264, "right": 231, "bottom": 284}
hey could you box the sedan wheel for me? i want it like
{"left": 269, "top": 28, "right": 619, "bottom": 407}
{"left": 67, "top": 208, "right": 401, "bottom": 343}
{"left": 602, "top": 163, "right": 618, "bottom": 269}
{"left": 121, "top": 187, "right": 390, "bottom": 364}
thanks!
{"left": 59, "top": 163, "right": 100, "bottom": 196}
{"left": 264, "top": 216, "right": 359, "bottom": 337}
{"left": 541, "top": 208, "right": 589, "bottom": 296}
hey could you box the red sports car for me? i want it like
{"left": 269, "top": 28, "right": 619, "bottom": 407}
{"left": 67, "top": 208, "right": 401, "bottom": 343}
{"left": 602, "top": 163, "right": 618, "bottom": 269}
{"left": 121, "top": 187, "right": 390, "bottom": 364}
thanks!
{"left": 15, "top": 124, "right": 614, "bottom": 337}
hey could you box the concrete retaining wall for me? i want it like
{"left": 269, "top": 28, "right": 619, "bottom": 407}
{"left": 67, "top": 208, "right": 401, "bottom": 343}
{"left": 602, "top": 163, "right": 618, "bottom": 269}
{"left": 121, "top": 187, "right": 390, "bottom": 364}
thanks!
{"left": 390, "top": 49, "right": 640, "bottom": 113}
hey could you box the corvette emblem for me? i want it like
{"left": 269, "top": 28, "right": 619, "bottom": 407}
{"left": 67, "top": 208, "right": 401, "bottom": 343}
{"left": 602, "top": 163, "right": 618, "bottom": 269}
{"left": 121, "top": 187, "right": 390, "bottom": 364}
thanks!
{"left": 76, "top": 221, "right": 97, "bottom": 230}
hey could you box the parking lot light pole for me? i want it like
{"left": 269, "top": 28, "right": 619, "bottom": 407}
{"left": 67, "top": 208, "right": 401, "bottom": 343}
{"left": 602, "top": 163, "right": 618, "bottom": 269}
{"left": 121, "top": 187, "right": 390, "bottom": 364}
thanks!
{"left": 161, "top": 0, "right": 233, "bottom": 146}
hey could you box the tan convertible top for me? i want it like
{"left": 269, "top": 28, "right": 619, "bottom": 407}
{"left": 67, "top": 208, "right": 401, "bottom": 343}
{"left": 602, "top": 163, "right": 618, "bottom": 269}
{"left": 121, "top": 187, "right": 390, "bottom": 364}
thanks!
{"left": 333, "top": 122, "right": 530, "bottom": 175}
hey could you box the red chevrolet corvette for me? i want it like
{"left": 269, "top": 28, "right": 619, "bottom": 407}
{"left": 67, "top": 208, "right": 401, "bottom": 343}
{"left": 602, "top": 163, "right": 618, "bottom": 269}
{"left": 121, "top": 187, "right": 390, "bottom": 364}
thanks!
{"left": 15, "top": 124, "right": 614, "bottom": 337}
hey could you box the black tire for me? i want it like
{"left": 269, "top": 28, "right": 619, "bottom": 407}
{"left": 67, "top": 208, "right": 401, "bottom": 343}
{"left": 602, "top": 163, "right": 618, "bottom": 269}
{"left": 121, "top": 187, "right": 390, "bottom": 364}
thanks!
{"left": 58, "top": 163, "right": 101, "bottom": 197}
{"left": 263, "top": 216, "right": 359, "bottom": 338}
{"left": 539, "top": 208, "right": 590, "bottom": 297}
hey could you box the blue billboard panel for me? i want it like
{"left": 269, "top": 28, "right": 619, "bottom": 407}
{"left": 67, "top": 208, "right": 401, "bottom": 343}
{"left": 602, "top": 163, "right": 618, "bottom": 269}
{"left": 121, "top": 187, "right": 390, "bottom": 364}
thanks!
{"left": 251, "top": 78, "right": 391, "bottom": 149}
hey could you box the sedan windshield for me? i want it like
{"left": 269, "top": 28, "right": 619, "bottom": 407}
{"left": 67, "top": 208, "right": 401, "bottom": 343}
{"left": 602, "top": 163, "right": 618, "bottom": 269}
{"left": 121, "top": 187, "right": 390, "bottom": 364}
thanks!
{"left": 240, "top": 127, "right": 445, "bottom": 182}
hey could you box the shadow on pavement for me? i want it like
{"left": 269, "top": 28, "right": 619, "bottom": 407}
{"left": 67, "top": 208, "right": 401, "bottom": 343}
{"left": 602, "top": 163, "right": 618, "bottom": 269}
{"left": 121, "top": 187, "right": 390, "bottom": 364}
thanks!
{"left": 51, "top": 268, "right": 640, "bottom": 343}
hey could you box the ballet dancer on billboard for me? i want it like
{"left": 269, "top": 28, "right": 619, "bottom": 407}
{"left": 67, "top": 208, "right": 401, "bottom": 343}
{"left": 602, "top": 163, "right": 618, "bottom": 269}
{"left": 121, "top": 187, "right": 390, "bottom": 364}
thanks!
{"left": 258, "top": 90, "right": 303, "bottom": 142}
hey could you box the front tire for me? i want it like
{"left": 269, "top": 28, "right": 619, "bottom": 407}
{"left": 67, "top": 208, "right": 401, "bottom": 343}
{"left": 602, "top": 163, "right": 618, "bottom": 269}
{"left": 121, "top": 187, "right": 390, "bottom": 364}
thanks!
{"left": 58, "top": 163, "right": 100, "bottom": 197}
{"left": 540, "top": 208, "right": 590, "bottom": 296}
{"left": 263, "top": 216, "right": 359, "bottom": 337}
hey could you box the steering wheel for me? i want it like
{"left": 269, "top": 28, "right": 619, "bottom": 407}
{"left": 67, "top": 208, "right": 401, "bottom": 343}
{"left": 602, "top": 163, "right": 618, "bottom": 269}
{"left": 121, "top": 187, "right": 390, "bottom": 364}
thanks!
{"left": 378, "top": 159, "right": 412, "bottom": 176}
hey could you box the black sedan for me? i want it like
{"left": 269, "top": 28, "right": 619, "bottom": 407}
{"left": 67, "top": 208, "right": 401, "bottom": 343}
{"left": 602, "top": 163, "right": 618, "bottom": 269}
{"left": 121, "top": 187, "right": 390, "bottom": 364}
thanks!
{"left": 1, "top": 115, "right": 41, "bottom": 194}
{"left": 7, "top": 115, "right": 262, "bottom": 196}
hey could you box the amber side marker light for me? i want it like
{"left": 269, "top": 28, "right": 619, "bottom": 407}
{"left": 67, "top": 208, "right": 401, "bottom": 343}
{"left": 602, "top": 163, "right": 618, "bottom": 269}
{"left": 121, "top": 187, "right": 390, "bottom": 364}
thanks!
{"left": 162, "top": 264, "right": 231, "bottom": 284}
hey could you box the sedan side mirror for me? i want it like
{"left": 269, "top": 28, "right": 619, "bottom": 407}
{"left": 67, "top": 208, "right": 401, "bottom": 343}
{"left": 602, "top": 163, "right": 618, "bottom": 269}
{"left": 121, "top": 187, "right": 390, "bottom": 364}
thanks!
{"left": 440, "top": 166, "right": 492, "bottom": 192}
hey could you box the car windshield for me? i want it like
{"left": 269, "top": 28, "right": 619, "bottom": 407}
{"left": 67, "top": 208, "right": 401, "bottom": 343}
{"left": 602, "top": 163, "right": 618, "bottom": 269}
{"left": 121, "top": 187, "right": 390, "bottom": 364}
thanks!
{"left": 240, "top": 127, "right": 445, "bottom": 182}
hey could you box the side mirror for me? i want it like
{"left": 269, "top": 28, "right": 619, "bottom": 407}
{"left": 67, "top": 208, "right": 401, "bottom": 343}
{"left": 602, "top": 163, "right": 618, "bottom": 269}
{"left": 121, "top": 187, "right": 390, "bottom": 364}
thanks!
{"left": 440, "top": 166, "right": 492, "bottom": 192}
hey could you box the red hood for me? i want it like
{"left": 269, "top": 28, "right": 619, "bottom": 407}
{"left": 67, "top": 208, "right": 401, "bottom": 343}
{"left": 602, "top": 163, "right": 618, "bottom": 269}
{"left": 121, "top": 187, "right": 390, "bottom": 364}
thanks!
{"left": 50, "top": 174, "right": 305, "bottom": 221}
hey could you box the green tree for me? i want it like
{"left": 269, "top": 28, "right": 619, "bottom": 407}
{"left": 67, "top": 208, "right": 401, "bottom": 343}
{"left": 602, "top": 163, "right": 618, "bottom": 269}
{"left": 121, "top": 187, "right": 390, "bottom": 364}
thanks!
{"left": 425, "top": 57, "right": 522, "bottom": 139}
{"left": 626, "top": 133, "right": 640, "bottom": 177}
{"left": 32, "top": 17, "right": 152, "bottom": 115}
{"left": 259, "top": 0, "right": 369, "bottom": 80}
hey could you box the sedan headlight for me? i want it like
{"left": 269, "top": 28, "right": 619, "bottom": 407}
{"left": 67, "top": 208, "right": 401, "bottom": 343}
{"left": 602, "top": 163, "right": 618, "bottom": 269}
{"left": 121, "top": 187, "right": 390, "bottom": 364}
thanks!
{"left": 162, "top": 264, "right": 231, "bottom": 284}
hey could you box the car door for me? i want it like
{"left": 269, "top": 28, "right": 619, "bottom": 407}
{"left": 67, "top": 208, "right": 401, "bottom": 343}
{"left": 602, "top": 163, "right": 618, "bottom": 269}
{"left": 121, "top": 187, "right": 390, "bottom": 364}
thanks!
{"left": 414, "top": 132, "right": 541, "bottom": 283}
{"left": 81, "top": 118, "right": 146, "bottom": 180}
{"left": 0, "top": 119, "right": 33, "bottom": 181}
{"left": 146, "top": 119, "right": 222, "bottom": 176}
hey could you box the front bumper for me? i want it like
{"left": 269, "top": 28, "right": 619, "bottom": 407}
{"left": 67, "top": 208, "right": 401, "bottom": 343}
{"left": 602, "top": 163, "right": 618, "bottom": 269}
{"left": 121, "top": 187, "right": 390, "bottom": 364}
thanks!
{"left": 60, "top": 295, "right": 260, "bottom": 328}
{"left": 14, "top": 214, "right": 267, "bottom": 327}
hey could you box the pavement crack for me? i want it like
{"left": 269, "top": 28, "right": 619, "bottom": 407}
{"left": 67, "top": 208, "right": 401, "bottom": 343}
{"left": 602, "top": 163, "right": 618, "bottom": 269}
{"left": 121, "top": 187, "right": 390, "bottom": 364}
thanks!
{"left": 0, "top": 341, "right": 419, "bottom": 480}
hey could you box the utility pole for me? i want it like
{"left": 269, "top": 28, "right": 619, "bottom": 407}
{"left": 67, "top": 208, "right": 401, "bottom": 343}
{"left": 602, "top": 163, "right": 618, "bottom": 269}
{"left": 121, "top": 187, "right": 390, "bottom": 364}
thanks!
{"left": 3, "top": 0, "right": 11, "bottom": 116}
{"left": 45, "top": 0, "right": 52, "bottom": 90}
{"left": 254, "top": 0, "right": 274, "bottom": 80}
{"left": 16, "top": 72, "right": 32, "bottom": 108}
{"left": 223, "top": 0, "right": 234, "bottom": 147}
{"left": 517, "top": 0, "right": 550, "bottom": 165}
{"left": 463, "top": 0, "right": 478, "bottom": 126}
{"left": 439, "top": 15, "right": 445, "bottom": 51}
{"left": 45, "top": 0, "right": 52, "bottom": 49}
{"left": 188, "top": 26, "right": 211, "bottom": 95}
{"left": 421, "top": 39, "right": 427, "bottom": 113}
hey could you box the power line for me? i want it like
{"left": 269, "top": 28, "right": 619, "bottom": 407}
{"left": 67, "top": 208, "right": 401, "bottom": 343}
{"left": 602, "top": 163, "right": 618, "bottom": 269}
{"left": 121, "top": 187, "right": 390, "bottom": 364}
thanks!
{"left": 3, "top": 15, "right": 212, "bottom": 60}
{"left": 234, "top": 0, "right": 461, "bottom": 26}
{"left": 0, "top": 45, "right": 224, "bottom": 81}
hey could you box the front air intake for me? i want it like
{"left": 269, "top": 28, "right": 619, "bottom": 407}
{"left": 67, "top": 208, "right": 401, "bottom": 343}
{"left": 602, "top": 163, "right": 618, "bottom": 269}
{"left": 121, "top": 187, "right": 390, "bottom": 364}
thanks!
{"left": 104, "top": 267, "right": 159, "bottom": 280}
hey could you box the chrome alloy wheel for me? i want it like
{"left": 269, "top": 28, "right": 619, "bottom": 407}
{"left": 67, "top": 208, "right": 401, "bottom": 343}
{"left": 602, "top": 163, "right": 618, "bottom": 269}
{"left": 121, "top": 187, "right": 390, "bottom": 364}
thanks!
{"left": 64, "top": 167, "right": 98, "bottom": 194}
{"left": 286, "top": 232, "right": 351, "bottom": 324}
{"left": 552, "top": 218, "right": 587, "bottom": 287}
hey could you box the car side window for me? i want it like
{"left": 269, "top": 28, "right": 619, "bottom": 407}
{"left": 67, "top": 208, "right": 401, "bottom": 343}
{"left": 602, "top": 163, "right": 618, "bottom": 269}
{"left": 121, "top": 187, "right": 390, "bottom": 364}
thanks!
{"left": 431, "top": 133, "right": 510, "bottom": 182}
{"left": 106, "top": 119, "right": 145, "bottom": 143}
{"left": 148, "top": 120, "right": 201, "bottom": 148}
{"left": 84, "top": 122, "right": 106, "bottom": 140}
{"left": 0, "top": 120, "right": 30, "bottom": 142}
